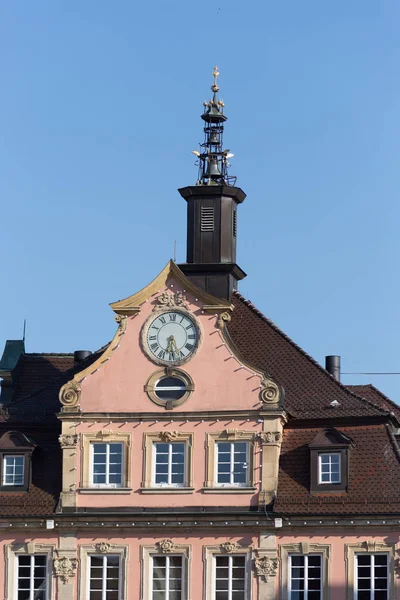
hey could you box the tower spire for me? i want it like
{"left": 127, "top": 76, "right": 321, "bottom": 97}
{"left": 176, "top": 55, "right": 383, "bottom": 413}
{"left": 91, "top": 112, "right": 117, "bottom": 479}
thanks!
{"left": 178, "top": 67, "right": 246, "bottom": 300}
{"left": 192, "top": 66, "right": 236, "bottom": 186}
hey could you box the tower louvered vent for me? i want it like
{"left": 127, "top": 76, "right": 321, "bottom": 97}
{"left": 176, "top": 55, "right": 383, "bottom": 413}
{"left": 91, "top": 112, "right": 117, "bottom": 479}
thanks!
{"left": 201, "top": 206, "right": 214, "bottom": 232}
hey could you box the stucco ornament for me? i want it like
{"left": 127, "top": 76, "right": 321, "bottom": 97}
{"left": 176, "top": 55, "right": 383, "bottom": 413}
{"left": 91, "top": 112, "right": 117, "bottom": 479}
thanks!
{"left": 59, "top": 380, "right": 81, "bottom": 407}
{"left": 260, "top": 378, "right": 280, "bottom": 404}
{"left": 217, "top": 311, "right": 231, "bottom": 329}
{"left": 115, "top": 314, "right": 128, "bottom": 332}
{"left": 95, "top": 542, "right": 115, "bottom": 553}
{"left": 159, "top": 431, "right": 180, "bottom": 442}
{"left": 156, "top": 539, "right": 177, "bottom": 554}
{"left": 155, "top": 290, "right": 189, "bottom": 310}
{"left": 254, "top": 556, "right": 278, "bottom": 582}
{"left": 258, "top": 432, "right": 281, "bottom": 444}
{"left": 58, "top": 434, "right": 79, "bottom": 448}
{"left": 53, "top": 556, "right": 78, "bottom": 584}
{"left": 219, "top": 542, "right": 240, "bottom": 553}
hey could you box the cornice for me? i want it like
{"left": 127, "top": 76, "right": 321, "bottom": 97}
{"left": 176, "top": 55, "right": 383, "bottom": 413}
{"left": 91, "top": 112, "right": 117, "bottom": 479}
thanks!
{"left": 110, "top": 260, "right": 232, "bottom": 315}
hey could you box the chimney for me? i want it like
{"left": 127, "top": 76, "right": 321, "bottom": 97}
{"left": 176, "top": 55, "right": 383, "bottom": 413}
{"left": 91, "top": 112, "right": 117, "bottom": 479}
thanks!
{"left": 325, "top": 355, "right": 341, "bottom": 381}
{"left": 74, "top": 350, "right": 92, "bottom": 363}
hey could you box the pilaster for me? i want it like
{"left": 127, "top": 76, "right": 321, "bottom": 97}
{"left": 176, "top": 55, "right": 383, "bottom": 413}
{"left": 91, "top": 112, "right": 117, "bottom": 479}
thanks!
{"left": 259, "top": 412, "right": 286, "bottom": 506}
{"left": 54, "top": 532, "right": 78, "bottom": 600}
{"left": 59, "top": 421, "right": 79, "bottom": 509}
{"left": 256, "top": 534, "right": 278, "bottom": 600}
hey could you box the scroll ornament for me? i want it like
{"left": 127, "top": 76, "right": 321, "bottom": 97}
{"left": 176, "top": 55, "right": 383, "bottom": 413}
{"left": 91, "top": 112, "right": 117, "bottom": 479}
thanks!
{"left": 155, "top": 291, "right": 189, "bottom": 310}
{"left": 219, "top": 542, "right": 241, "bottom": 554}
{"left": 258, "top": 432, "right": 281, "bottom": 444}
{"left": 115, "top": 314, "right": 128, "bottom": 332}
{"left": 156, "top": 539, "right": 177, "bottom": 554}
{"left": 59, "top": 380, "right": 81, "bottom": 407}
{"left": 95, "top": 542, "right": 114, "bottom": 553}
{"left": 58, "top": 434, "right": 79, "bottom": 449}
{"left": 254, "top": 556, "right": 278, "bottom": 582}
{"left": 260, "top": 378, "right": 280, "bottom": 404}
{"left": 159, "top": 431, "right": 180, "bottom": 442}
{"left": 53, "top": 556, "right": 78, "bottom": 584}
{"left": 217, "top": 311, "right": 231, "bottom": 329}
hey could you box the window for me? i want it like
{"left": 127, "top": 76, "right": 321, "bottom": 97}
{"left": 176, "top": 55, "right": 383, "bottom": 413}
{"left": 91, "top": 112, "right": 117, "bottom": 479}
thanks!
{"left": 80, "top": 432, "right": 131, "bottom": 491}
{"left": 91, "top": 443, "right": 123, "bottom": 488}
{"left": 318, "top": 453, "right": 340, "bottom": 484}
{"left": 3, "top": 455, "right": 25, "bottom": 486}
{"left": 141, "top": 542, "right": 191, "bottom": 600}
{"left": 145, "top": 369, "right": 194, "bottom": 408}
{"left": 17, "top": 554, "right": 47, "bottom": 600}
{"left": 309, "top": 428, "right": 352, "bottom": 492}
{"left": 355, "top": 554, "right": 388, "bottom": 600}
{"left": 154, "top": 378, "right": 187, "bottom": 402}
{"left": 204, "top": 431, "right": 256, "bottom": 492}
{"left": 215, "top": 555, "right": 246, "bottom": 600}
{"left": 89, "top": 555, "right": 120, "bottom": 600}
{"left": 152, "top": 555, "right": 183, "bottom": 600}
{"left": 0, "top": 431, "right": 35, "bottom": 492}
{"left": 216, "top": 442, "right": 248, "bottom": 486}
{"left": 289, "top": 554, "right": 322, "bottom": 600}
{"left": 154, "top": 443, "right": 185, "bottom": 487}
{"left": 142, "top": 433, "right": 193, "bottom": 492}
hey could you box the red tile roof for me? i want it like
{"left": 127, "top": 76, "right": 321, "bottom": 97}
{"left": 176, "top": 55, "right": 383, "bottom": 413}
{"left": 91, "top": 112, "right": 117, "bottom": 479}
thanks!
{"left": 228, "top": 293, "right": 391, "bottom": 420}
{"left": 12, "top": 354, "right": 75, "bottom": 402}
{"left": 275, "top": 424, "right": 400, "bottom": 515}
{"left": 347, "top": 384, "right": 400, "bottom": 421}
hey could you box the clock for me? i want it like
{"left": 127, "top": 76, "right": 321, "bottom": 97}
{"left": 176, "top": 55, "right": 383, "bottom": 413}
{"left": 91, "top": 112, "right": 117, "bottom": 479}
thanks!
{"left": 142, "top": 310, "right": 200, "bottom": 366}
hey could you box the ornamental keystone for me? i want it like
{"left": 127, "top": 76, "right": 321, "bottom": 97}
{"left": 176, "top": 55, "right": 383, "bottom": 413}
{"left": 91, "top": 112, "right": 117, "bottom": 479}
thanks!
{"left": 155, "top": 291, "right": 189, "bottom": 310}
{"left": 156, "top": 539, "right": 177, "bottom": 554}
{"left": 219, "top": 541, "right": 240, "bottom": 553}
{"left": 95, "top": 542, "right": 114, "bottom": 553}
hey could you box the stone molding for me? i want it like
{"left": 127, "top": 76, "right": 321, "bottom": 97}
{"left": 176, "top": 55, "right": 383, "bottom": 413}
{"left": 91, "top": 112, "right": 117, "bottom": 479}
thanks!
{"left": 142, "top": 431, "right": 193, "bottom": 489}
{"left": 217, "top": 311, "right": 232, "bottom": 329}
{"left": 279, "top": 543, "right": 331, "bottom": 600}
{"left": 345, "top": 541, "right": 395, "bottom": 600}
{"left": 54, "top": 555, "right": 78, "bottom": 584}
{"left": 5, "top": 542, "right": 56, "bottom": 600}
{"left": 204, "top": 431, "right": 257, "bottom": 489}
{"left": 59, "top": 380, "right": 81, "bottom": 407}
{"left": 203, "top": 543, "right": 252, "bottom": 600}
{"left": 258, "top": 431, "right": 281, "bottom": 445}
{"left": 80, "top": 432, "right": 131, "bottom": 489}
{"left": 154, "top": 290, "right": 189, "bottom": 310}
{"left": 141, "top": 541, "right": 192, "bottom": 600}
{"left": 78, "top": 543, "right": 129, "bottom": 600}
{"left": 254, "top": 555, "right": 278, "bottom": 582}
{"left": 59, "top": 434, "right": 79, "bottom": 449}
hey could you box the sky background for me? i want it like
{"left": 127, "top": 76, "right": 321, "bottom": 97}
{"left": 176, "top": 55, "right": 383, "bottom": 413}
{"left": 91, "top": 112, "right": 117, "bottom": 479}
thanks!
{"left": 1, "top": 1, "right": 400, "bottom": 402}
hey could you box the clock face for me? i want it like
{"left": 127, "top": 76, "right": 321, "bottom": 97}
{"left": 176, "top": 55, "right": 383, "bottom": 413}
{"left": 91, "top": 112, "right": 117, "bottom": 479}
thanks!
{"left": 144, "top": 311, "right": 199, "bottom": 365}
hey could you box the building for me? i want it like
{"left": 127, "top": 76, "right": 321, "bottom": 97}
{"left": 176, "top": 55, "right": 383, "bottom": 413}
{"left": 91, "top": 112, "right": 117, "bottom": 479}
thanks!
{"left": 0, "top": 67, "right": 400, "bottom": 600}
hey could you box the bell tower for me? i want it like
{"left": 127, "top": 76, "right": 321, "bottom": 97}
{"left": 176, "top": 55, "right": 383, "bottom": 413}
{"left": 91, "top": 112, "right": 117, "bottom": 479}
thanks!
{"left": 178, "top": 67, "right": 246, "bottom": 300}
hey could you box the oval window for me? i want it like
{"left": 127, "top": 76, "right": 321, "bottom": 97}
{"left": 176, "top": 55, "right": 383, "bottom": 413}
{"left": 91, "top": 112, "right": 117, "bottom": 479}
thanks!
{"left": 154, "top": 376, "right": 187, "bottom": 401}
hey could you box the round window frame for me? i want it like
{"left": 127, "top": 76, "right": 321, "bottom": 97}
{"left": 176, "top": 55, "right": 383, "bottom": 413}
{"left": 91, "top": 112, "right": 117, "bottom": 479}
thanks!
{"left": 141, "top": 308, "right": 202, "bottom": 367}
{"left": 145, "top": 368, "right": 195, "bottom": 408}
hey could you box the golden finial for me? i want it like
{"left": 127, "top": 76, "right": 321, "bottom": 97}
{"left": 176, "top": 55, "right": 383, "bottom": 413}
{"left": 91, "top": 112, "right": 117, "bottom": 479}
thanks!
{"left": 211, "top": 65, "right": 220, "bottom": 93}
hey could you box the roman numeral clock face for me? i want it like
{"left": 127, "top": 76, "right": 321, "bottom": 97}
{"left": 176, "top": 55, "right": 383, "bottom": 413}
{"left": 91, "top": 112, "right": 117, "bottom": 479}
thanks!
{"left": 143, "top": 311, "right": 200, "bottom": 365}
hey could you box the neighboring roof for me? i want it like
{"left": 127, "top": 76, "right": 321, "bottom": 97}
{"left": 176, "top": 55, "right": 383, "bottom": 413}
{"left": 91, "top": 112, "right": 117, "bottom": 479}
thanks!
{"left": 228, "top": 293, "right": 391, "bottom": 420}
{"left": 275, "top": 424, "right": 400, "bottom": 515}
{"left": 347, "top": 384, "right": 400, "bottom": 421}
{"left": 12, "top": 353, "right": 75, "bottom": 402}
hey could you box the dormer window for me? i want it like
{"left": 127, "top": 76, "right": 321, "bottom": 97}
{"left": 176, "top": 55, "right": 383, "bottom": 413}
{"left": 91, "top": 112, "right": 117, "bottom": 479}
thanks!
{"left": 0, "top": 431, "right": 35, "bottom": 492}
{"left": 309, "top": 428, "right": 353, "bottom": 493}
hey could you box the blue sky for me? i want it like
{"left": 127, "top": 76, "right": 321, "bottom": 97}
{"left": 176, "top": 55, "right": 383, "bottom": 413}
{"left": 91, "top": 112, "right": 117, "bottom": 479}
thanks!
{"left": 1, "top": 1, "right": 400, "bottom": 401}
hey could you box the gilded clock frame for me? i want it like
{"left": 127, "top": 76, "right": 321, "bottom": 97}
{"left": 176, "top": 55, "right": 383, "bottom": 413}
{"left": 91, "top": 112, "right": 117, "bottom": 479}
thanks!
{"left": 141, "top": 308, "right": 202, "bottom": 367}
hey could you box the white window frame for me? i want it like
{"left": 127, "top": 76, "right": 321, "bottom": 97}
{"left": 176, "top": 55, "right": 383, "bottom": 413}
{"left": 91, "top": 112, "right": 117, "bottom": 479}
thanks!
{"left": 152, "top": 442, "right": 186, "bottom": 488}
{"left": 318, "top": 452, "right": 341, "bottom": 484}
{"left": 90, "top": 442, "right": 124, "bottom": 489}
{"left": 79, "top": 544, "right": 128, "bottom": 600}
{"left": 5, "top": 542, "right": 55, "bottom": 600}
{"left": 150, "top": 553, "right": 185, "bottom": 600}
{"left": 16, "top": 553, "right": 48, "bottom": 600}
{"left": 141, "top": 542, "right": 191, "bottom": 600}
{"left": 214, "top": 554, "right": 247, "bottom": 600}
{"left": 3, "top": 455, "right": 25, "bottom": 486}
{"left": 288, "top": 553, "right": 322, "bottom": 600}
{"left": 354, "top": 553, "right": 389, "bottom": 600}
{"left": 203, "top": 545, "right": 252, "bottom": 600}
{"left": 88, "top": 554, "right": 121, "bottom": 600}
{"left": 215, "top": 441, "right": 249, "bottom": 487}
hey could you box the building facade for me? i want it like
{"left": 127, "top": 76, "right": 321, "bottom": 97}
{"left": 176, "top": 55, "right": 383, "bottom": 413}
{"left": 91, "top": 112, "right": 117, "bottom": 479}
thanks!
{"left": 0, "top": 68, "right": 400, "bottom": 600}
